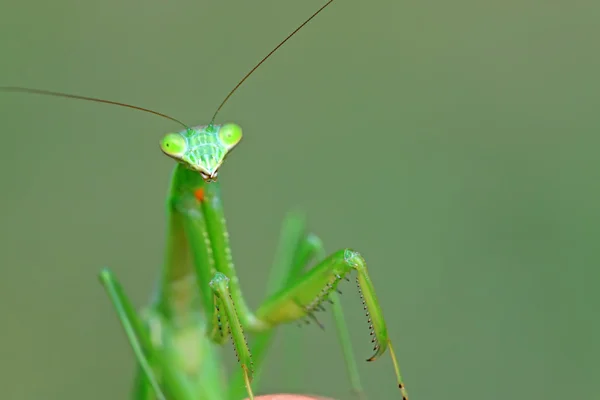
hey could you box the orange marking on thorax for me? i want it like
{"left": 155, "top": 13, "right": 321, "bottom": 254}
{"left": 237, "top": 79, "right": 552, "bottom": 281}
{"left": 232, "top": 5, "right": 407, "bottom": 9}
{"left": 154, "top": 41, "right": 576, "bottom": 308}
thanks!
{"left": 194, "top": 188, "right": 205, "bottom": 202}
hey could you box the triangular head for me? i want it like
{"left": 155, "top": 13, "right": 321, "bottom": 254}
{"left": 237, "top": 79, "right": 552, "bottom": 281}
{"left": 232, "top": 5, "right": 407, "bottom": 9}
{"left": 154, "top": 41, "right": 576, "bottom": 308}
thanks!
{"left": 160, "top": 123, "right": 243, "bottom": 182}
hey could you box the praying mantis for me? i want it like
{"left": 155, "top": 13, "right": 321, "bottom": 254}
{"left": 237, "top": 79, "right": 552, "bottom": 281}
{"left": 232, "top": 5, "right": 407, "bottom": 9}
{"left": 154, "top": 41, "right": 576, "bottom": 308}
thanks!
{"left": 1, "top": 1, "right": 410, "bottom": 399}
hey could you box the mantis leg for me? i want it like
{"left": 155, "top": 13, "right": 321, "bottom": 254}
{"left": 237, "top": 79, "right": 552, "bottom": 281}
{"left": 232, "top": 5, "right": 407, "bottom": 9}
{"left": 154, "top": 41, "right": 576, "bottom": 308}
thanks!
{"left": 98, "top": 269, "right": 198, "bottom": 400}
{"left": 227, "top": 211, "right": 314, "bottom": 399}
{"left": 255, "top": 249, "right": 409, "bottom": 400}
{"left": 228, "top": 214, "right": 365, "bottom": 400}
{"left": 209, "top": 272, "right": 256, "bottom": 400}
{"left": 223, "top": 212, "right": 359, "bottom": 399}
{"left": 300, "top": 236, "right": 366, "bottom": 400}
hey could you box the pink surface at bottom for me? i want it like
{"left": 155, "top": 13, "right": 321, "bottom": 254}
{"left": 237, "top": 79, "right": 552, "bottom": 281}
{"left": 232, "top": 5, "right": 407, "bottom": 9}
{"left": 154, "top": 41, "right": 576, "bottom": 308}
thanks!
{"left": 250, "top": 395, "right": 334, "bottom": 400}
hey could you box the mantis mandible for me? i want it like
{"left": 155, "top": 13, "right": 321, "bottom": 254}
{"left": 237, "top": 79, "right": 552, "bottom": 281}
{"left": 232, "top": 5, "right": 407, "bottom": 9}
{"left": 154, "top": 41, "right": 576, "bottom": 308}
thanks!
{"left": 1, "top": 1, "right": 409, "bottom": 399}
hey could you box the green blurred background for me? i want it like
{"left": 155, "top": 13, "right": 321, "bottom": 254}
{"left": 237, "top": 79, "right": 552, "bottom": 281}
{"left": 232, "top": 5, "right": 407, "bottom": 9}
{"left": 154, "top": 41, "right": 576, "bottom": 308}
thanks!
{"left": 0, "top": 0, "right": 598, "bottom": 399}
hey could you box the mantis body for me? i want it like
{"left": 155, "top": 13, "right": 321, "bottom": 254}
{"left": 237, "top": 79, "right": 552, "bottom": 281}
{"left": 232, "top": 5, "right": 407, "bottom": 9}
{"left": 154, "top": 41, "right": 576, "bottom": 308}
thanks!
{"left": 2, "top": 1, "right": 409, "bottom": 399}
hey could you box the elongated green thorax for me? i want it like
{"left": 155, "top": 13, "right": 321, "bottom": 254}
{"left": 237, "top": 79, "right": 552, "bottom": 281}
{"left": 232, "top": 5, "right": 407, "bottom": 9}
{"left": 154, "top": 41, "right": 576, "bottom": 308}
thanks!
{"left": 160, "top": 123, "right": 243, "bottom": 181}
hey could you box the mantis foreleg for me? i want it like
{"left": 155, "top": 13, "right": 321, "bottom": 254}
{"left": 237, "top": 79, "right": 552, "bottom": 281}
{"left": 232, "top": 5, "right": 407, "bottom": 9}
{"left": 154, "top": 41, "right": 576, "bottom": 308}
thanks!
{"left": 294, "top": 234, "right": 366, "bottom": 399}
{"left": 210, "top": 272, "right": 255, "bottom": 400}
{"left": 256, "top": 249, "right": 409, "bottom": 400}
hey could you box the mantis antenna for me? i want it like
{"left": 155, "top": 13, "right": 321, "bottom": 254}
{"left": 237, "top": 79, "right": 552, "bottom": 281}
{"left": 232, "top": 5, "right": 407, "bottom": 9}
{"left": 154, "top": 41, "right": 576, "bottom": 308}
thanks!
{"left": 1, "top": 0, "right": 335, "bottom": 129}
{"left": 0, "top": 86, "right": 190, "bottom": 129}
{"left": 209, "top": 0, "right": 335, "bottom": 125}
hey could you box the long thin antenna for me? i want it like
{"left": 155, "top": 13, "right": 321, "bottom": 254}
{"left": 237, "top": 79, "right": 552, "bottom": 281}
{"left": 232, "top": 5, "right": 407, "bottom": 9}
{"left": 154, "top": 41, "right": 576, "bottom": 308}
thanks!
{"left": 0, "top": 86, "right": 189, "bottom": 129}
{"left": 210, "top": 0, "right": 335, "bottom": 125}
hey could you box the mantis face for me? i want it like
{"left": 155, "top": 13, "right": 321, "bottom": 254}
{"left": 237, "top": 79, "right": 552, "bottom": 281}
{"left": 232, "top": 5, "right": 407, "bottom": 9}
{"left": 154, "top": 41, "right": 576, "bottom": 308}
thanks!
{"left": 160, "top": 123, "right": 243, "bottom": 181}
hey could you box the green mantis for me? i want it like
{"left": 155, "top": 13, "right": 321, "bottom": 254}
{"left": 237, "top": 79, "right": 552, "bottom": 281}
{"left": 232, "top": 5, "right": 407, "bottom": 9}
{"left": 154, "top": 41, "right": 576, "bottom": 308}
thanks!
{"left": 1, "top": 1, "right": 409, "bottom": 399}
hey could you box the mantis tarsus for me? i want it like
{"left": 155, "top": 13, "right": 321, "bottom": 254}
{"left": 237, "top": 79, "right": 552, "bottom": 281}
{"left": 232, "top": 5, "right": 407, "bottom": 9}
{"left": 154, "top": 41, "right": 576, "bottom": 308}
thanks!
{"left": 1, "top": 1, "right": 410, "bottom": 399}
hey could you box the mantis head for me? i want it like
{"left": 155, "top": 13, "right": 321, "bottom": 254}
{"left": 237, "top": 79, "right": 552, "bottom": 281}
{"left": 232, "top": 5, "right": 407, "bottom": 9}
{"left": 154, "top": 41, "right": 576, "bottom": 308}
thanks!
{"left": 160, "top": 123, "right": 243, "bottom": 181}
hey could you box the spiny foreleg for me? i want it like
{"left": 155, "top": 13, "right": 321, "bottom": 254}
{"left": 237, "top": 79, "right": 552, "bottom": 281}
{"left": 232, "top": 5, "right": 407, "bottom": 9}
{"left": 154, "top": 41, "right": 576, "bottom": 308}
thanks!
{"left": 256, "top": 249, "right": 409, "bottom": 399}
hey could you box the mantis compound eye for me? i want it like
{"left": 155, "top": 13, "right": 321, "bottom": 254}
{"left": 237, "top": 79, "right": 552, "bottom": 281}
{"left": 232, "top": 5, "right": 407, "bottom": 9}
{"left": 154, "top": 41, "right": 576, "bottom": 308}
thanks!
{"left": 218, "top": 123, "right": 243, "bottom": 150}
{"left": 160, "top": 133, "right": 186, "bottom": 158}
